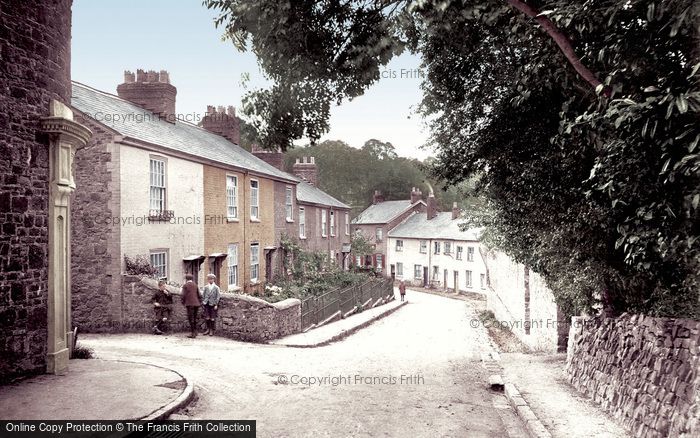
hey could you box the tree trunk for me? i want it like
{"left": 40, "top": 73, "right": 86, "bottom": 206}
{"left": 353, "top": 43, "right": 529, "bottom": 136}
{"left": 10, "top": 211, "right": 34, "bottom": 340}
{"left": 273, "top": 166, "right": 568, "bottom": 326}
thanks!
{"left": 506, "top": 0, "right": 610, "bottom": 96}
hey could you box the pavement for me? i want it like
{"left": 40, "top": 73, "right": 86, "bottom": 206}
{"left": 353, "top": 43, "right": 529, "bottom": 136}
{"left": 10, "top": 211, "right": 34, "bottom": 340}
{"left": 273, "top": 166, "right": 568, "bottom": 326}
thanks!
{"left": 499, "top": 352, "right": 630, "bottom": 438}
{"left": 79, "top": 289, "right": 527, "bottom": 437}
{"left": 0, "top": 358, "right": 194, "bottom": 420}
{"left": 269, "top": 294, "right": 407, "bottom": 347}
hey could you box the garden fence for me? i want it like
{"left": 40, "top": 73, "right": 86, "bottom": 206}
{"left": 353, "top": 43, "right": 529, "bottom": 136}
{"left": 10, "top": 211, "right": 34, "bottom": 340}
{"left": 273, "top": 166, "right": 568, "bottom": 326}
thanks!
{"left": 300, "top": 277, "right": 394, "bottom": 330}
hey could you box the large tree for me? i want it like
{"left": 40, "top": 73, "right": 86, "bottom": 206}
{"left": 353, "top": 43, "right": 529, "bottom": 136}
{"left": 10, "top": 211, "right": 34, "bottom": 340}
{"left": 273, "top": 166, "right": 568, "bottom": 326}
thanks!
{"left": 204, "top": 0, "right": 700, "bottom": 318}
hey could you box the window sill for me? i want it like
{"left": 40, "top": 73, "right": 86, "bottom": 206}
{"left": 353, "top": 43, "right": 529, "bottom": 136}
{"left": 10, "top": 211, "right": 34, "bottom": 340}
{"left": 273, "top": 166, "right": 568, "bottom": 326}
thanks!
{"left": 286, "top": 219, "right": 294, "bottom": 223}
{"left": 227, "top": 218, "right": 239, "bottom": 223}
{"left": 299, "top": 236, "right": 307, "bottom": 240}
{"left": 250, "top": 280, "right": 260, "bottom": 286}
{"left": 321, "top": 235, "right": 328, "bottom": 238}
{"left": 250, "top": 218, "right": 261, "bottom": 223}
{"left": 227, "top": 286, "right": 241, "bottom": 292}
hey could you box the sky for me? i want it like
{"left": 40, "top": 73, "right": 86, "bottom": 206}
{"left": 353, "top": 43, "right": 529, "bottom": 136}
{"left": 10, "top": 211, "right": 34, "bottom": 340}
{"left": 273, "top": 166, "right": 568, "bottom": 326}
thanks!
{"left": 71, "top": 0, "right": 433, "bottom": 159}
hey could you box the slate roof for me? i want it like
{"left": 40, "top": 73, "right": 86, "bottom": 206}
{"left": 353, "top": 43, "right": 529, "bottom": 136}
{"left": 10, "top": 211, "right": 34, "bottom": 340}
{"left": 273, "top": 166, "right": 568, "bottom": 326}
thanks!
{"left": 71, "top": 82, "right": 295, "bottom": 182}
{"left": 296, "top": 181, "right": 350, "bottom": 209}
{"left": 351, "top": 200, "right": 417, "bottom": 224}
{"left": 388, "top": 212, "right": 482, "bottom": 241}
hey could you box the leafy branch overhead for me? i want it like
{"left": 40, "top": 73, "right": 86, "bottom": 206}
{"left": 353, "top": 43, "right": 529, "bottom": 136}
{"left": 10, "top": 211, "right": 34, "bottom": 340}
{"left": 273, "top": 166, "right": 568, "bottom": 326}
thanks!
{"left": 206, "top": 0, "right": 700, "bottom": 318}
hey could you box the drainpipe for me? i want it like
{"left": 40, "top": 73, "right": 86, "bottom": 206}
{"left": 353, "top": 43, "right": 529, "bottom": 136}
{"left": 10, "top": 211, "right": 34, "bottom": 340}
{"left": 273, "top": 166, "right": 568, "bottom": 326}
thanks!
{"left": 428, "top": 238, "right": 433, "bottom": 287}
{"left": 243, "top": 170, "right": 248, "bottom": 292}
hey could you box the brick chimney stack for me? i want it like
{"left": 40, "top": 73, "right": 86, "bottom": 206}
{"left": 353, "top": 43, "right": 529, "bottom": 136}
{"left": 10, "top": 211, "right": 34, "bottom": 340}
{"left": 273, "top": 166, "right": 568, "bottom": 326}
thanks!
{"left": 410, "top": 187, "right": 422, "bottom": 204}
{"left": 372, "top": 190, "right": 385, "bottom": 205}
{"left": 251, "top": 143, "right": 284, "bottom": 170}
{"left": 427, "top": 193, "right": 438, "bottom": 220}
{"left": 117, "top": 69, "right": 177, "bottom": 123}
{"left": 201, "top": 105, "right": 240, "bottom": 145}
{"left": 292, "top": 156, "right": 318, "bottom": 186}
{"left": 452, "top": 202, "right": 460, "bottom": 219}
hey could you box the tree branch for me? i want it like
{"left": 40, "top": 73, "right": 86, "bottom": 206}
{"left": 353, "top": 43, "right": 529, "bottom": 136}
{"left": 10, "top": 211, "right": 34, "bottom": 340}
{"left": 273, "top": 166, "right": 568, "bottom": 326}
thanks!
{"left": 507, "top": 0, "right": 610, "bottom": 96}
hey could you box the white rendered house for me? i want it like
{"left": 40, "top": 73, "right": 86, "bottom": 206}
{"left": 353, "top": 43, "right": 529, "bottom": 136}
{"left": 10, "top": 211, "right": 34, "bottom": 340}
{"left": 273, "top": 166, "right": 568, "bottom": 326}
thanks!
{"left": 387, "top": 202, "right": 487, "bottom": 294}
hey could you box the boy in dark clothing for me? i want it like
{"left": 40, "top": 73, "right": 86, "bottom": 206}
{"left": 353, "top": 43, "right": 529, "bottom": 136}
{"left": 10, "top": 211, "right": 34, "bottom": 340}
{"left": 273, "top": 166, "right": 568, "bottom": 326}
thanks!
{"left": 152, "top": 279, "right": 173, "bottom": 334}
{"left": 181, "top": 274, "right": 201, "bottom": 338}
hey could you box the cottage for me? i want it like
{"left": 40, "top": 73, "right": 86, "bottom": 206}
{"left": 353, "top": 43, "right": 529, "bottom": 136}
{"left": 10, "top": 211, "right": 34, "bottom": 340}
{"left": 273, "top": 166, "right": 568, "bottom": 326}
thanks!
{"left": 387, "top": 196, "right": 487, "bottom": 293}
{"left": 70, "top": 70, "right": 296, "bottom": 329}
{"left": 251, "top": 148, "right": 352, "bottom": 276}
{"left": 351, "top": 188, "right": 426, "bottom": 272}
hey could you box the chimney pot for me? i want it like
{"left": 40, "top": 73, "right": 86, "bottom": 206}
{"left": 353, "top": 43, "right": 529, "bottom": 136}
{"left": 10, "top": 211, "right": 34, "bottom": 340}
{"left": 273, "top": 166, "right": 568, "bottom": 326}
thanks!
{"left": 452, "top": 202, "right": 460, "bottom": 219}
{"left": 159, "top": 70, "right": 170, "bottom": 83}
{"left": 117, "top": 67, "right": 177, "bottom": 123}
{"left": 200, "top": 103, "right": 240, "bottom": 144}
{"left": 372, "top": 190, "right": 384, "bottom": 205}
{"left": 427, "top": 194, "right": 438, "bottom": 220}
{"left": 292, "top": 155, "right": 319, "bottom": 186}
{"left": 410, "top": 186, "right": 422, "bottom": 204}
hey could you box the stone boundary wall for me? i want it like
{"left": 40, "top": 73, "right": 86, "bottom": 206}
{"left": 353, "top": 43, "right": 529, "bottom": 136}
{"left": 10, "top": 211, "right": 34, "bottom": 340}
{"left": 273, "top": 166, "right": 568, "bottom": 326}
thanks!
{"left": 482, "top": 249, "right": 566, "bottom": 352}
{"left": 78, "top": 275, "right": 301, "bottom": 342}
{"left": 566, "top": 314, "right": 700, "bottom": 437}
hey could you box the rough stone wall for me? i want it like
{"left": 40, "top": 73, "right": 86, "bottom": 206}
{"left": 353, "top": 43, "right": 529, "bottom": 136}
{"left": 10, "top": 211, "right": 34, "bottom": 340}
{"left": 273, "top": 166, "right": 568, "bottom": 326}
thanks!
{"left": 89, "top": 275, "right": 301, "bottom": 341}
{"left": 567, "top": 314, "right": 700, "bottom": 438}
{"left": 0, "top": 0, "right": 73, "bottom": 383}
{"left": 70, "top": 115, "right": 121, "bottom": 332}
{"left": 483, "top": 249, "right": 565, "bottom": 352}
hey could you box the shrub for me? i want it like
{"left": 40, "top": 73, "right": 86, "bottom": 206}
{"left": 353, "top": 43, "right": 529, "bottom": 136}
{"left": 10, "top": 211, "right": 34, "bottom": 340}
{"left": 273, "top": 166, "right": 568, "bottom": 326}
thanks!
{"left": 124, "top": 254, "right": 157, "bottom": 277}
{"left": 72, "top": 344, "right": 94, "bottom": 359}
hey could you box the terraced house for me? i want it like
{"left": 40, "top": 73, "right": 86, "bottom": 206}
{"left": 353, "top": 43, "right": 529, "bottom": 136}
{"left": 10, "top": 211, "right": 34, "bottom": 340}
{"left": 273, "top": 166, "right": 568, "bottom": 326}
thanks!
{"left": 387, "top": 199, "right": 486, "bottom": 293}
{"left": 251, "top": 147, "right": 352, "bottom": 275}
{"left": 70, "top": 70, "right": 296, "bottom": 330}
{"left": 351, "top": 187, "right": 426, "bottom": 273}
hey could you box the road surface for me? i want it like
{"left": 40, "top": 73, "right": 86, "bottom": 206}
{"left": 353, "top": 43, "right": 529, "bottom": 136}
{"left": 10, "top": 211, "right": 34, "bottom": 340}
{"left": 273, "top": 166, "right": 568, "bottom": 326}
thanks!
{"left": 82, "top": 290, "right": 525, "bottom": 437}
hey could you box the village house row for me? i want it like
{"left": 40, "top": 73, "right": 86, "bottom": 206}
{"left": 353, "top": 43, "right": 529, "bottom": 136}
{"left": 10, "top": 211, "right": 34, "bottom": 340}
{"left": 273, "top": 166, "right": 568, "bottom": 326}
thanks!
{"left": 351, "top": 189, "right": 487, "bottom": 294}
{"left": 70, "top": 70, "right": 352, "bottom": 327}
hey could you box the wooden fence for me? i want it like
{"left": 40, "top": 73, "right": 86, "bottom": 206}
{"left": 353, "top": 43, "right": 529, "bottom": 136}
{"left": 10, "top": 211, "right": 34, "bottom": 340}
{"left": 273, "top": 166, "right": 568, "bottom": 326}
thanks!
{"left": 300, "top": 278, "right": 394, "bottom": 330}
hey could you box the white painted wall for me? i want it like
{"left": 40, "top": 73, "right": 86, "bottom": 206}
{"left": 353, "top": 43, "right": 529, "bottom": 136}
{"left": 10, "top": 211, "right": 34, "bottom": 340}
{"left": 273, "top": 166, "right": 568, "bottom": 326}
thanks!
{"left": 387, "top": 237, "right": 487, "bottom": 294}
{"left": 119, "top": 144, "right": 204, "bottom": 284}
{"left": 482, "top": 248, "right": 562, "bottom": 352}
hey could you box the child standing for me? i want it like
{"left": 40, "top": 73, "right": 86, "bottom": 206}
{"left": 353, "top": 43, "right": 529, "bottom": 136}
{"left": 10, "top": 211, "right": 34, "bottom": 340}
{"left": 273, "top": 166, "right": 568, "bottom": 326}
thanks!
{"left": 399, "top": 280, "right": 406, "bottom": 302}
{"left": 152, "top": 280, "right": 173, "bottom": 335}
{"left": 201, "top": 273, "right": 221, "bottom": 336}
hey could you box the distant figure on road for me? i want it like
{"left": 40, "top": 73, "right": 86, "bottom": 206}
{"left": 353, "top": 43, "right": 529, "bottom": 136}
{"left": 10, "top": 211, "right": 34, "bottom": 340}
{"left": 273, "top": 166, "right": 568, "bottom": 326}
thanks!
{"left": 181, "top": 274, "right": 201, "bottom": 338}
{"left": 201, "top": 274, "right": 221, "bottom": 336}
{"left": 152, "top": 279, "right": 173, "bottom": 335}
{"left": 399, "top": 280, "right": 406, "bottom": 302}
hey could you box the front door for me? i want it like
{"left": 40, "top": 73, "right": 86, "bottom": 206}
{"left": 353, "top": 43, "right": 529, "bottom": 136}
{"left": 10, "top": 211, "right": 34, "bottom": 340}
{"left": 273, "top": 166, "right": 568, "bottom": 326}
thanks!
{"left": 423, "top": 266, "right": 429, "bottom": 287}
{"left": 390, "top": 264, "right": 396, "bottom": 281}
{"left": 444, "top": 269, "right": 448, "bottom": 290}
{"left": 454, "top": 271, "right": 458, "bottom": 293}
{"left": 265, "top": 250, "right": 273, "bottom": 283}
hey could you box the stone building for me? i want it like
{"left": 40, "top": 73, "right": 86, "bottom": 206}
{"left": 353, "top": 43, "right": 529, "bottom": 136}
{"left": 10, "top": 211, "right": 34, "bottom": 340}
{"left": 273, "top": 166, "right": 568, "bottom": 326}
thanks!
{"left": 1, "top": 0, "right": 91, "bottom": 382}
{"left": 387, "top": 201, "right": 487, "bottom": 293}
{"left": 70, "top": 72, "right": 295, "bottom": 330}
{"left": 351, "top": 188, "right": 426, "bottom": 273}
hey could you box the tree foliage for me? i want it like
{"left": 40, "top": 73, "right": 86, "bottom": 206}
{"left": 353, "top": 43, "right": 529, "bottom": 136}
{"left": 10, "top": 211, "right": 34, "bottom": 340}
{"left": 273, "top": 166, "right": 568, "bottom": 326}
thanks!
{"left": 283, "top": 139, "right": 477, "bottom": 215}
{"left": 205, "top": 0, "right": 700, "bottom": 318}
